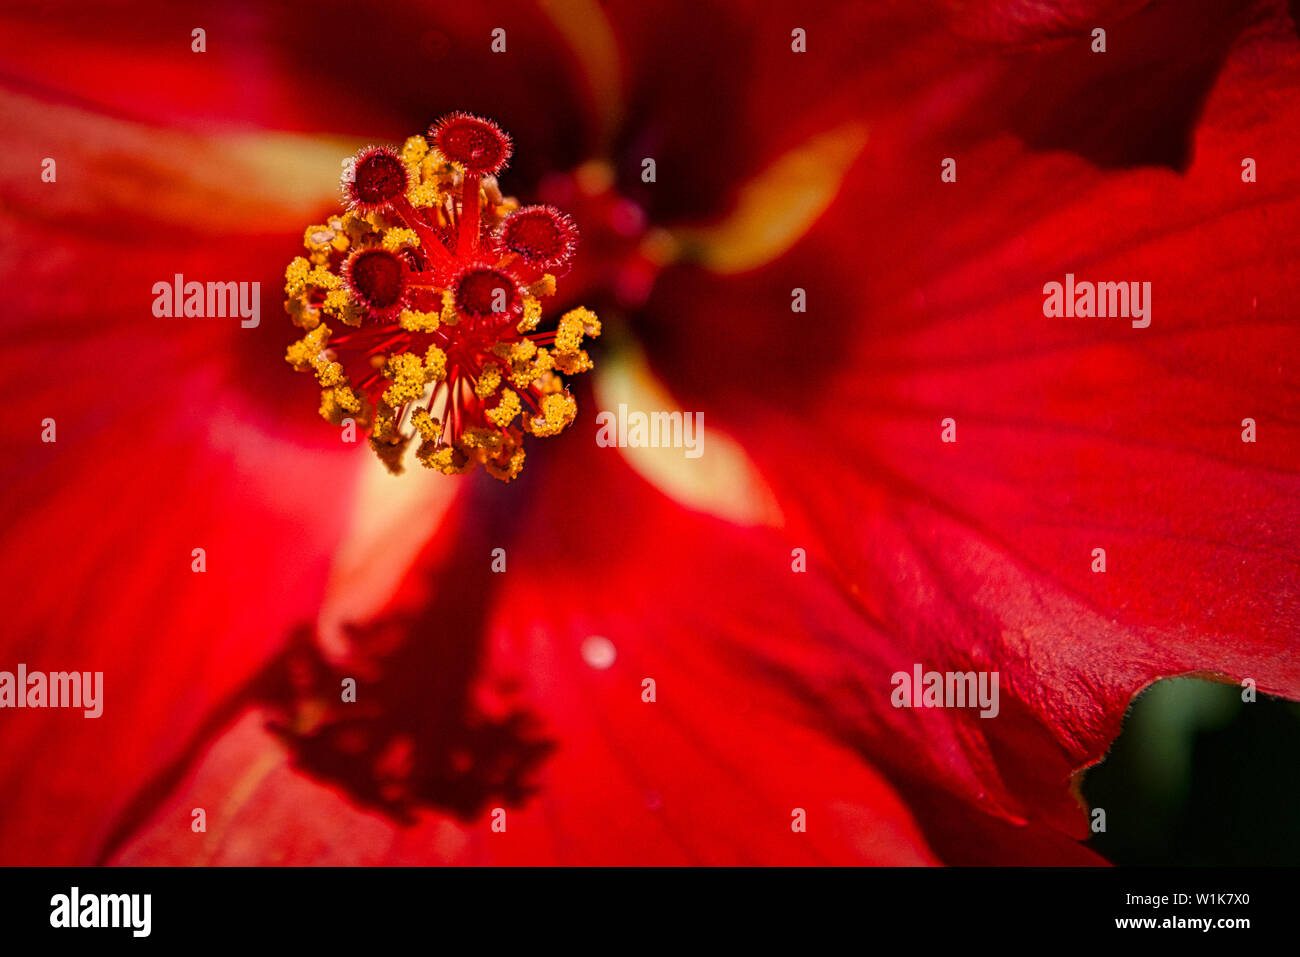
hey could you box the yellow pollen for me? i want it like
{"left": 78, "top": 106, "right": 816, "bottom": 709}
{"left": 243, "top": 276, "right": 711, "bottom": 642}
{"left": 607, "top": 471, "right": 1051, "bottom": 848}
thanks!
{"left": 517, "top": 295, "right": 543, "bottom": 333}
{"left": 508, "top": 348, "right": 554, "bottom": 390}
{"left": 303, "top": 221, "right": 348, "bottom": 262}
{"left": 314, "top": 360, "right": 346, "bottom": 388}
{"left": 320, "top": 384, "right": 362, "bottom": 423}
{"left": 527, "top": 391, "right": 577, "bottom": 437}
{"left": 527, "top": 274, "right": 557, "bottom": 298}
{"left": 307, "top": 265, "right": 341, "bottom": 291}
{"left": 318, "top": 388, "right": 349, "bottom": 424}
{"left": 554, "top": 315, "right": 583, "bottom": 353}
{"left": 285, "top": 323, "right": 331, "bottom": 370}
{"left": 381, "top": 352, "right": 427, "bottom": 407}
{"left": 474, "top": 363, "right": 502, "bottom": 399}
{"left": 401, "top": 134, "right": 428, "bottom": 167}
{"left": 424, "top": 344, "right": 448, "bottom": 381}
{"left": 284, "top": 257, "right": 312, "bottom": 298}
{"left": 551, "top": 306, "right": 601, "bottom": 374}
{"left": 371, "top": 403, "right": 400, "bottom": 442}
{"left": 459, "top": 427, "right": 505, "bottom": 453}
{"left": 417, "top": 442, "right": 469, "bottom": 475}
{"left": 400, "top": 308, "right": 441, "bottom": 333}
{"left": 484, "top": 445, "right": 527, "bottom": 482}
{"left": 486, "top": 389, "right": 522, "bottom": 429}
{"left": 341, "top": 212, "right": 375, "bottom": 245}
{"left": 410, "top": 409, "right": 442, "bottom": 441}
{"left": 382, "top": 227, "right": 420, "bottom": 251}
{"left": 440, "top": 289, "right": 460, "bottom": 325}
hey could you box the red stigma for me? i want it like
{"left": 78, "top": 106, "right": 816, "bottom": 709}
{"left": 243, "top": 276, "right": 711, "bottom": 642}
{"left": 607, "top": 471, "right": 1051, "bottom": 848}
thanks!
{"left": 345, "top": 248, "right": 407, "bottom": 314}
{"left": 453, "top": 266, "right": 521, "bottom": 321}
{"left": 344, "top": 146, "right": 409, "bottom": 211}
{"left": 430, "top": 112, "right": 512, "bottom": 174}
{"left": 496, "top": 205, "right": 578, "bottom": 271}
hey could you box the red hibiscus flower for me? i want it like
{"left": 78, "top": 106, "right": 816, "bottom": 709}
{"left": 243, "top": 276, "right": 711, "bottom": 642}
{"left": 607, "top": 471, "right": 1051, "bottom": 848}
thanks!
{"left": 1, "top": 0, "right": 1297, "bottom": 866}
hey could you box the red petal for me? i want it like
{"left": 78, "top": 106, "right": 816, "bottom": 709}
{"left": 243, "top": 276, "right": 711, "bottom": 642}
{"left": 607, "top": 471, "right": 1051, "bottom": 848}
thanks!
{"left": 0, "top": 0, "right": 602, "bottom": 167}
{"left": 942, "top": 0, "right": 1271, "bottom": 168}
{"left": 0, "top": 95, "right": 364, "bottom": 862}
{"left": 652, "top": 15, "right": 1300, "bottom": 848}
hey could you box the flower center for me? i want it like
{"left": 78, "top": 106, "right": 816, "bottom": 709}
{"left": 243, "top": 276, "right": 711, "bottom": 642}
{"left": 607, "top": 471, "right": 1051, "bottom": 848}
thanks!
{"left": 283, "top": 114, "right": 600, "bottom": 482}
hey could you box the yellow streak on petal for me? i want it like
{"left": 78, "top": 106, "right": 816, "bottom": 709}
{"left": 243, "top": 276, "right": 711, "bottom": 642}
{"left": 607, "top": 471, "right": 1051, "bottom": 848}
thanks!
{"left": 317, "top": 447, "right": 461, "bottom": 664}
{"left": 676, "top": 121, "right": 868, "bottom": 274}
{"left": 0, "top": 88, "right": 356, "bottom": 229}
{"left": 594, "top": 342, "right": 783, "bottom": 528}
{"left": 538, "top": 0, "right": 624, "bottom": 148}
{"left": 199, "top": 742, "right": 283, "bottom": 865}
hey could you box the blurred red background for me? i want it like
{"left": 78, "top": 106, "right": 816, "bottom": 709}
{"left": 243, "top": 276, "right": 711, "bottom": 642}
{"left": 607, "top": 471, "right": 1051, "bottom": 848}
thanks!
{"left": 1, "top": 0, "right": 1298, "bottom": 865}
